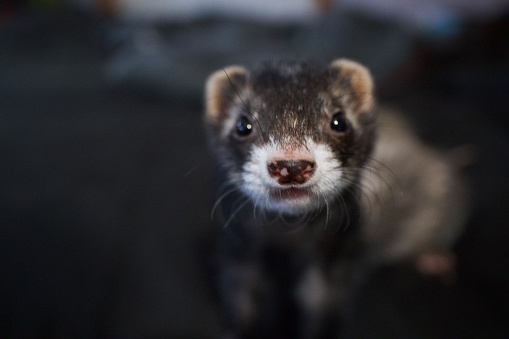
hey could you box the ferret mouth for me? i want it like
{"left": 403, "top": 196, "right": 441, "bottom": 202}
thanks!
{"left": 270, "top": 187, "right": 311, "bottom": 200}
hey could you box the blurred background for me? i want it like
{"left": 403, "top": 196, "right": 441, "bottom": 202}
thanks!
{"left": 1, "top": 0, "right": 508, "bottom": 337}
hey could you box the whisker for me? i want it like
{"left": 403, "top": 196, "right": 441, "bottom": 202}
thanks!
{"left": 210, "top": 183, "right": 241, "bottom": 220}
{"left": 335, "top": 194, "right": 348, "bottom": 232}
{"left": 364, "top": 157, "right": 402, "bottom": 195}
{"left": 223, "top": 196, "right": 252, "bottom": 229}
{"left": 322, "top": 192, "right": 330, "bottom": 231}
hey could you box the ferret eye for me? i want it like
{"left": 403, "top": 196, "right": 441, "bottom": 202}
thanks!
{"left": 330, "top": 112, "right": 347, "bottom": 133}
{"left": 236, "top": 116, "right": 253, "bottom": 136}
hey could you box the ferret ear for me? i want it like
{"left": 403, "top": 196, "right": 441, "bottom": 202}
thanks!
{"left": 328, "top": 59, "right": 374, "bottom": 113}
{"left": 204, "top": 65, "right": 249, "bottom": 127}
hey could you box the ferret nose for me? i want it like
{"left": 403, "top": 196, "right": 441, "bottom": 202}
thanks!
{"left": 267, "top": 160, "right": 316, "bottom": 185}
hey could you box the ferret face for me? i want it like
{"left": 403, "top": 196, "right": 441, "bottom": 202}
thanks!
{"left": 205, "top": 59, "right": 375, "bottom": 216}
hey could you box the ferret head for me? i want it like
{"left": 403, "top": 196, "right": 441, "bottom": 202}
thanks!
{"left": 204, "top": 59, "right": 376, "bottom": 216}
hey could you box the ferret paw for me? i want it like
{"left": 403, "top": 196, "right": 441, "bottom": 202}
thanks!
{"left": 416, "top": 251, "right": 457, "bottom": 285}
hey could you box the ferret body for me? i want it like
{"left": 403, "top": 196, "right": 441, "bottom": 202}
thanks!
{"left": 204, "top": 59, "right": 468, "bottom": 338}
{"left": 360, "top": 109, "right": 469, "bottom": 267}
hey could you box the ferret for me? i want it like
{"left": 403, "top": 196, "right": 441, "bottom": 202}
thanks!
{"left": 204, "top": 59, "right": 469, "bottom": 338}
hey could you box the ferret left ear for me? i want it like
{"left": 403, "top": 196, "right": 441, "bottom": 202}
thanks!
{"left": 329, "top": 59, "right": 374, "bottom": 113}
{"left": 204, "top": 65, "right": 249, "bottom": 128}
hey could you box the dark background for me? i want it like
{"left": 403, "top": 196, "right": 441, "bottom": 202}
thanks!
{"left": 1, "top": 2, "right": 508, "bottom": 338}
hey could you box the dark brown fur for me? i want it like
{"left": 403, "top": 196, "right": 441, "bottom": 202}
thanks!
{"left": 204, "top": 58, "right": 469, "bottom": 338}
{"left": 204, "top": 59, "right": 376, "bottom": 338}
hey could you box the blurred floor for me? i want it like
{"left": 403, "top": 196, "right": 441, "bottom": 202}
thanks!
{"left": 0, "top": 7, "right": 508, "bottom": 338}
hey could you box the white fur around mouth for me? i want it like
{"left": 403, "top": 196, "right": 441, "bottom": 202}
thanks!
{"left": 265, "top": 187, "right": 316, "bottom": 215}
{"left": 240, "top": 137, "right": 345, "bottom": 215}
{"left": 270, "top": 187, "right": 310, "bottom": 200}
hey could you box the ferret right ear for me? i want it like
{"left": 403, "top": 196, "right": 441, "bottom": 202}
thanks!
{"left": 205, "top": 66, "right": 249, "bottom": 127}
{"left": 328, "top": 59, "right": 374, "bottom": 113}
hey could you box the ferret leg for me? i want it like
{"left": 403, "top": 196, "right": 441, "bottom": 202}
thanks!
{"left": 295, "top": 265, "right": 338, "bottom": 338}
{"left": 219, "top": 262, "right": 262, "bottom": 338}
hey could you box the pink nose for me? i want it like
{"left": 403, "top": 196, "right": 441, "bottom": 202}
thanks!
{"left": 267, "top": 160, "right": 316, "bottom": 185}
